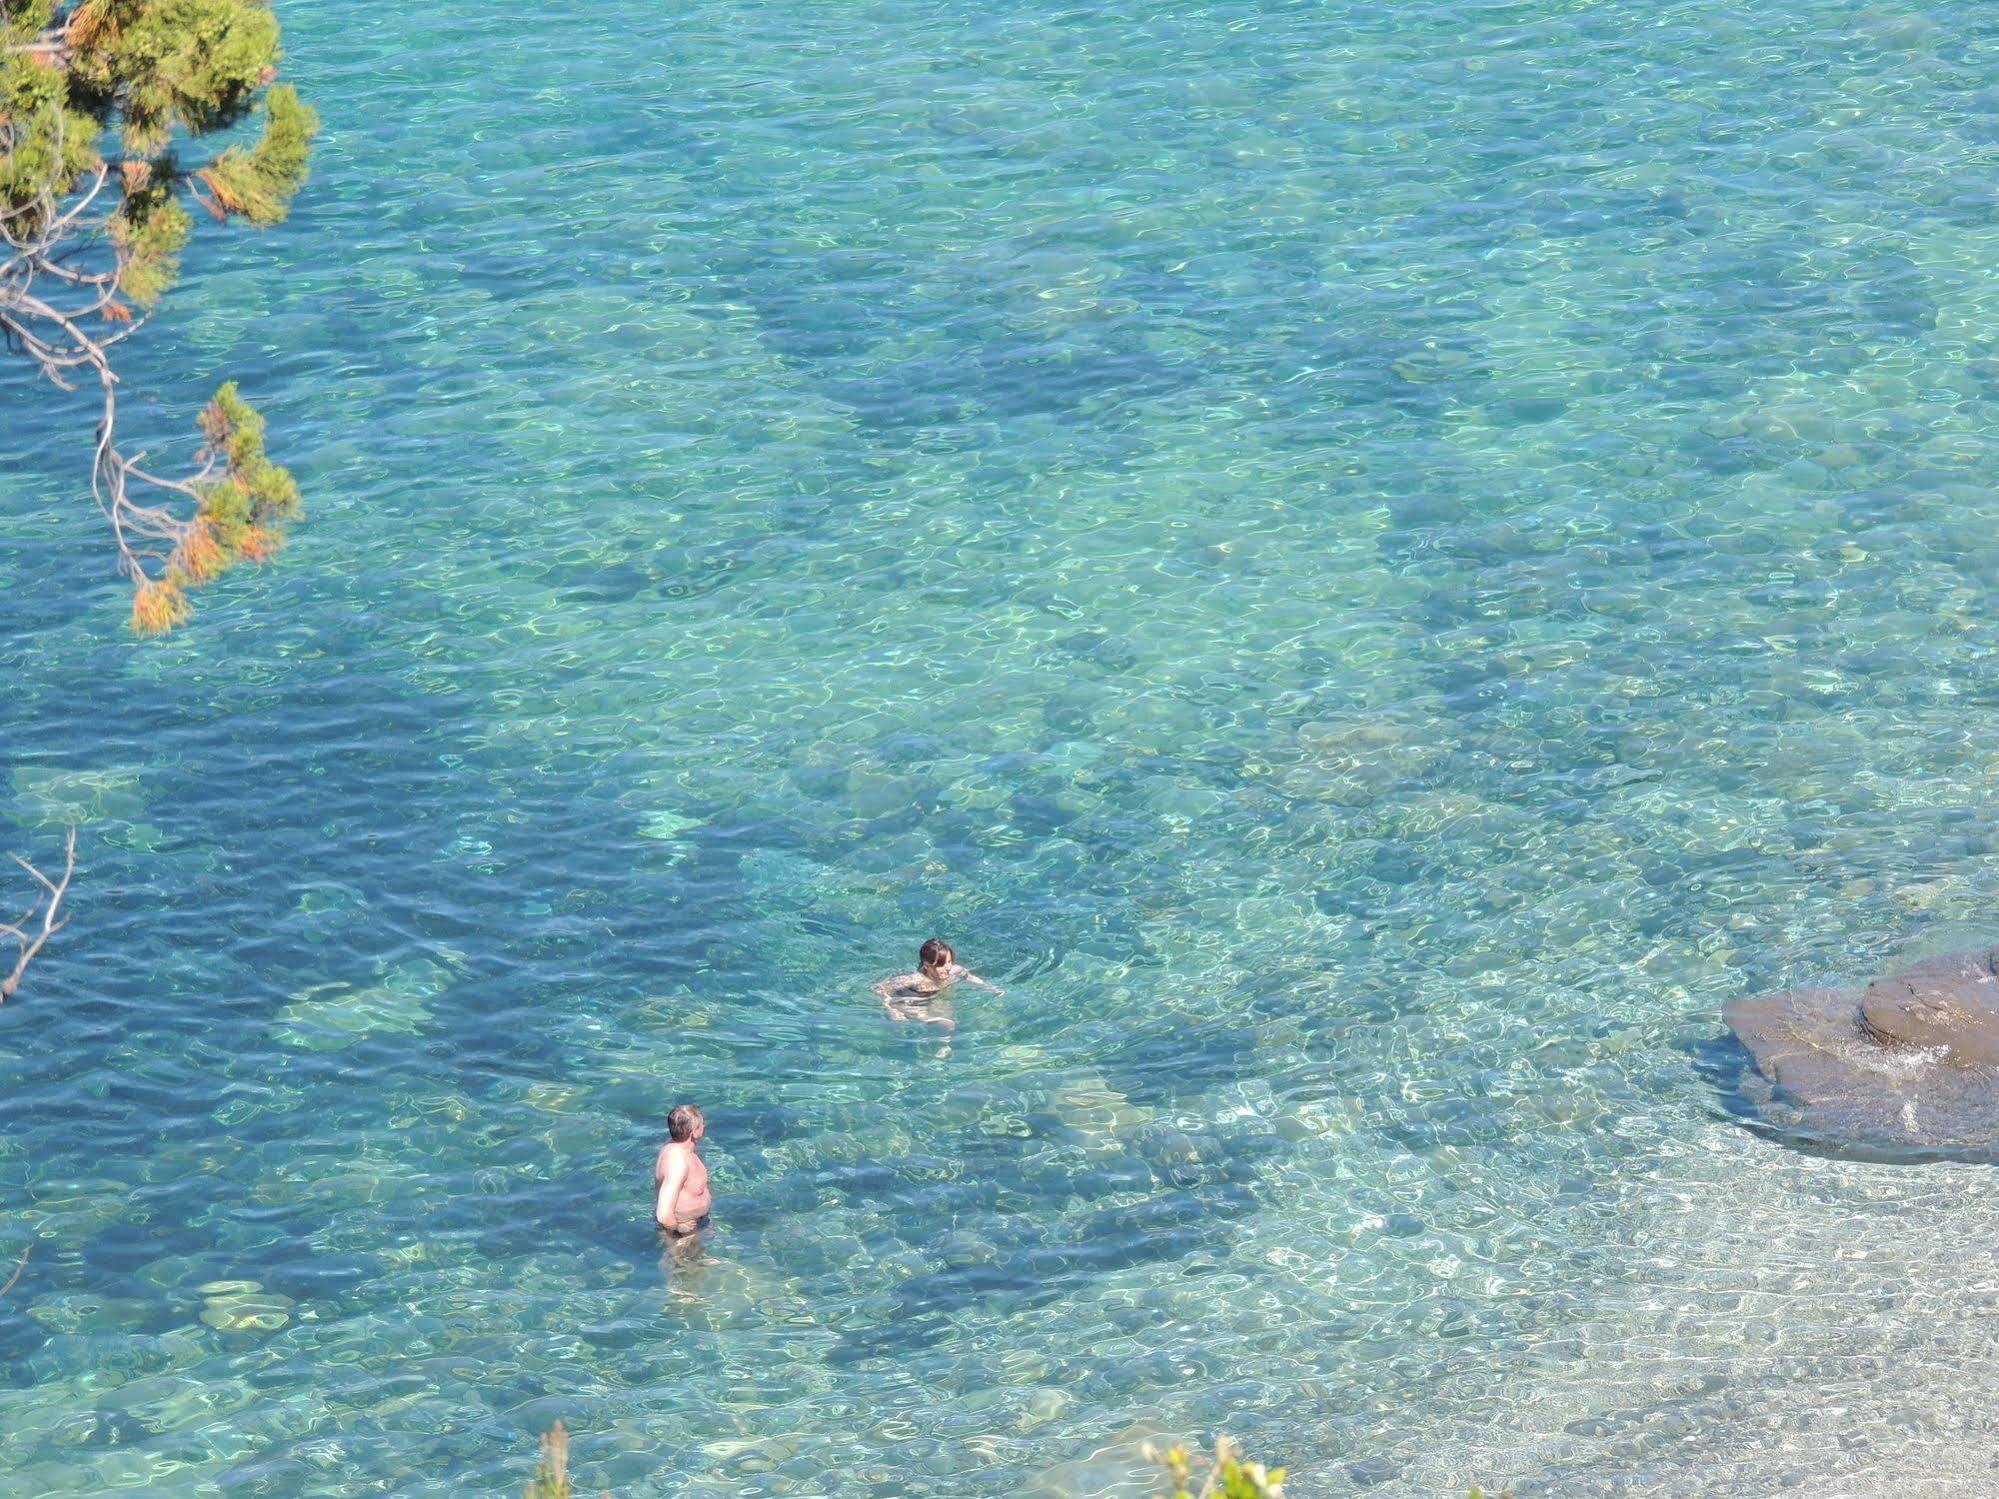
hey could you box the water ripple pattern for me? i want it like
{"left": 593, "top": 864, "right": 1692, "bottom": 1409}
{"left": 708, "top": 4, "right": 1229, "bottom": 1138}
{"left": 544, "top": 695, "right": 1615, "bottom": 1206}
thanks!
{"left": 6, "top": 1, "right": 1999, "bottom": 1494}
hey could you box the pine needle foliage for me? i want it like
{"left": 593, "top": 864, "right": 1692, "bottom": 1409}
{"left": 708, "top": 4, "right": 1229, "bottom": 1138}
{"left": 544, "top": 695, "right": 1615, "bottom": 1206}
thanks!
{"left": 525, "top": 1421, "right": 574, "bottom": 1499}
{"left": 1153, "top": 1437, "right": 1287, "bottom": 1499}
{"left": 1, "top": 0, "right": 316, "bottom": 629}
{"left": 106, "top": 168, "right": 189, "bottom": 303}
{"left": 196, "top": 81, "right": 308, "bottom": 223}
{"left": 512, "top": 1425, "right": 1497, "bottom": 1497}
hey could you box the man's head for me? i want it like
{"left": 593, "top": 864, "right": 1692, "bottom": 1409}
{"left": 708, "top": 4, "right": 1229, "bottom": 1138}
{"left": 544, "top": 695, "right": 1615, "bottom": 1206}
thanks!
{"left": 668, "top": 1103, "right": 704, "bottom": 1143}
{"left": 919, "top": 938, "right": 954, "bottom": 975}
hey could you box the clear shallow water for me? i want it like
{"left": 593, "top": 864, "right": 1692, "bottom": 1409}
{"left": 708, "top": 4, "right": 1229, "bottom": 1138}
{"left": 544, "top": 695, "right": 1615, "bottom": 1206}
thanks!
{"left": 6, "top": 0, "right": 1999, "bottom": 1492}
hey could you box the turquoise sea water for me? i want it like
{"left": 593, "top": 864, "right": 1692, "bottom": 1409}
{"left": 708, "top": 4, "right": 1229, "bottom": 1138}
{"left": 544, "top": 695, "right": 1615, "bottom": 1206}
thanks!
{"left": 8, "top": 0, "right": 1999, "bottom": 1492}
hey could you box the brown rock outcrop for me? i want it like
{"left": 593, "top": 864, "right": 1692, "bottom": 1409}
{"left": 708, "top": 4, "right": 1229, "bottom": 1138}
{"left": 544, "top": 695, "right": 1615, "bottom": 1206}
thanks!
{"left": 1725, "top": 949, "right": 1999, "bottom": 1159}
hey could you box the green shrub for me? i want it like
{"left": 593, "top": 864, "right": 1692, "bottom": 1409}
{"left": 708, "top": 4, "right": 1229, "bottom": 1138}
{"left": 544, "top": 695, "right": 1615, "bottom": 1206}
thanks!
{"left": 519, "top": 1423, "right": 1509, "bottom": 1496}
{"left": 1149, "top": 1437, "right": 1286, "bottom": 1498}
{"left": 524, "top": 1421, "right": 571, "bottom": 1499}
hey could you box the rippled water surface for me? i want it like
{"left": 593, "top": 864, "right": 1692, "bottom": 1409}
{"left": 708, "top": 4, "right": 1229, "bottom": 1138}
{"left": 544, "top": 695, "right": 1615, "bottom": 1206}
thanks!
{"left": 8, "top": 1, "right": 1999, "bottom": 1493}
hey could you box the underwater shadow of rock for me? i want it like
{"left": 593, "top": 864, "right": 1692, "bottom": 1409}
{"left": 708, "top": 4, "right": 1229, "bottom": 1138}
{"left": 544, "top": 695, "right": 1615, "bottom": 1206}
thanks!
{"left": 1724, "top": 948, "right": 1999, "bottom": 1165}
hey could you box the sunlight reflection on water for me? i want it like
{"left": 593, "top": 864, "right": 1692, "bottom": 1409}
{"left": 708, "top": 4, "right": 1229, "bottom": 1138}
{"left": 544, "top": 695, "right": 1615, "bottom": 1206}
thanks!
{"left": 8, "top": 0, "right": 1999, "bottom": 1494}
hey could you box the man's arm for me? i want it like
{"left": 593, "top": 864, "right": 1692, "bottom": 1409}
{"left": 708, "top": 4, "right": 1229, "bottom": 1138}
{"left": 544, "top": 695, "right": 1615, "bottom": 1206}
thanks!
{"left": 655, "top": 1151, "right": 688, "bottom": 1231}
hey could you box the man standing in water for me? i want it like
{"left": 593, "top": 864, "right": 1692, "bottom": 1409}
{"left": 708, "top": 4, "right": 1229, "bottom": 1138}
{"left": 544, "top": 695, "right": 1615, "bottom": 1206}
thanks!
{"left": 654, "top": 1103, "right": 711, "bottom": 1235}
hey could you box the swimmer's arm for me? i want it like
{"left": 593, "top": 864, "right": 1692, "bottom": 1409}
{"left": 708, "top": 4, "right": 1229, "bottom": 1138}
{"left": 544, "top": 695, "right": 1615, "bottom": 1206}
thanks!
{"left": 655, "top": 1151, "right": 688, "bottom": 1232}
{"left": 955, "top": 964, "right": 1004, "bottom": 995}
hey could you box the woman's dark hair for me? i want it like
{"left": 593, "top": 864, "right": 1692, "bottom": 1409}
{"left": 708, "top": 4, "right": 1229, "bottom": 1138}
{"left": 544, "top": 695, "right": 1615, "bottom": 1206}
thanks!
{"left": 919, "top": 938, "right": 953, "bottom": 969}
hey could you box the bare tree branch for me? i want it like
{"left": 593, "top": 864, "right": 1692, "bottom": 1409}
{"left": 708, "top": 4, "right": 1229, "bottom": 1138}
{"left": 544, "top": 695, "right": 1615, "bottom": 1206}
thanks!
{"left": 0, "top": 827, "right": 76, "bottom": 1003}
{"left": 2, "top": 95, "right": 185, "bottom": 587}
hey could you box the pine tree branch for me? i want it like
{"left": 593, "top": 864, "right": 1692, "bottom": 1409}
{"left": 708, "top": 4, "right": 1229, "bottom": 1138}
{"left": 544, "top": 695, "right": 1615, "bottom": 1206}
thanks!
{"left": 5, "top": 0, "right": 315, "bottom": 628}
{"left": 4, "top": 32, "right": 67, "bottom": 60}
{"left": 0, "top": 826, "right": 75, "bottom": 1004}
{"left": 2, "top": 171, "right": 203, "bottom": 586}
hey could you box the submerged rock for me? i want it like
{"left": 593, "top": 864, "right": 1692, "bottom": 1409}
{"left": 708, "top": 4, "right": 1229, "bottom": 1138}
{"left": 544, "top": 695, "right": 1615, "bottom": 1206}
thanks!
{"left": 1725, "top": 948, "right": 1999, "bottom": 1160}
{"left": 196, "top": 1279, "right": 293, "bottom": 1334}
{"left": 273, "top": 981, "right": 428, "bottom": 1049}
